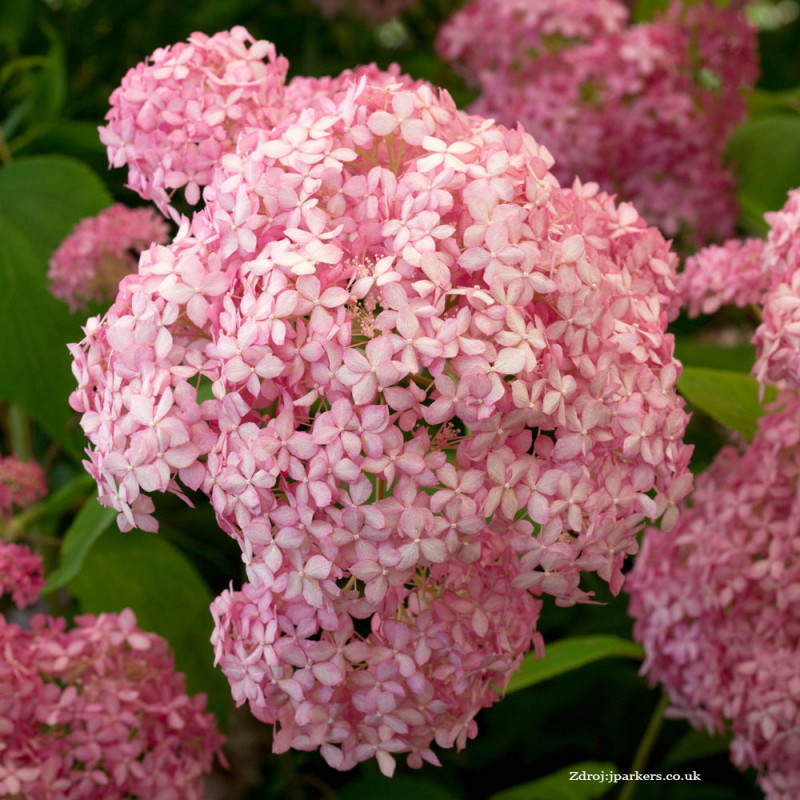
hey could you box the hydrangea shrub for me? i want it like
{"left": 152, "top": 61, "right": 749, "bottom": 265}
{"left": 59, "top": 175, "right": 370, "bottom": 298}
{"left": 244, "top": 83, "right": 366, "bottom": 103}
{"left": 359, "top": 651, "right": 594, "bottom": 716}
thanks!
{"left": 70, "top": 29, "right": 692, "bottom": 776}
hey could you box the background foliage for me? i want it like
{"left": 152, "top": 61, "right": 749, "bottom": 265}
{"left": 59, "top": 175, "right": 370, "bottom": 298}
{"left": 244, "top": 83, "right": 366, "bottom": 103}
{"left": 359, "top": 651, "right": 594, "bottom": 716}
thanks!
{"left": 1, "top": 0, "right": 799, "bottom": 798}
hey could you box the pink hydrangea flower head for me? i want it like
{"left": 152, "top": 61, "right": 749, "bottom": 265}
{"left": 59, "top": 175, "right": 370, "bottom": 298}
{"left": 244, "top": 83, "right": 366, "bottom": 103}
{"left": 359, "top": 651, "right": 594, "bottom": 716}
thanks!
{"left": 437, "top": 0, "right": 629, "bottom": 73}
{"left": 753, "top": 189, "right": 800, "bottom": 389}
{"left": 0, "top": 608, "right": 223, "bottom": 799}
{"left": 628, "top": 390, "right": 800, "bottom": 800}
{"left": 0, "top": 455, "right": 46, "bottom": 519}
{"left": 673, "top": 187, "right": 800, "bottom": 393}
{"left": 0, "top": 542, "right": 44, "bottom": 609}
{"left": 49, "top": 203, "right": 170, "bottom": 311}
{"left": 100, "top": 27, "right": 290, "bottom": 220}
{"left": 438, "top": 0, "right": 757, "bottom": 243}
{"left": 679, "top": 237, "right": 767, "bottom": 317}
{"left": 72, "top": 46, "right": 691, "bottom": 774}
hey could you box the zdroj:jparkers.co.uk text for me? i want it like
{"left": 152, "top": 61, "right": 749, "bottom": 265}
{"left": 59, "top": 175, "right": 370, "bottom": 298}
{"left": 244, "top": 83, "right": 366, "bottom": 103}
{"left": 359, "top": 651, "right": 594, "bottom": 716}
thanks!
{"left": 569, "top": 769, "right": 702, "bottom": 784}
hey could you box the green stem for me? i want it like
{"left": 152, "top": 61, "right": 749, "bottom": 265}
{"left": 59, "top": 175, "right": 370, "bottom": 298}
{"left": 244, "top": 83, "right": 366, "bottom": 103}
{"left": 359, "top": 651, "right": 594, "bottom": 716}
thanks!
{"left": 8, "top": 405, "right": 33, "bottom": 461}
{"left": 618, "top": 693, "right": 669, "bottom": 800}
{"left": 4, "top": 472, "right": 94, "bottom": 540}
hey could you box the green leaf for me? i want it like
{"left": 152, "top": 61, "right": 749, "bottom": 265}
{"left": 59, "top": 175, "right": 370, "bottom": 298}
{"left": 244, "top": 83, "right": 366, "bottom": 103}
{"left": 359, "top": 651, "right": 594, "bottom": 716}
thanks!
{"left": 489, "top": 762, "right": 618, "bottom": 800}
{"left": 22, "top": 472, "right": 95, "bottom": 522}
{"left": 0, "top": 0, "right": 35, "bottom": 48}
{"left": 504, "top": 636, "right": 643, "bottom": 695}
{"left": 43, "top": 495, "right": 115, "bottom": 593}
{"left": 662, "top": 728, "right": 733, "bottom": 769}
{"left": 748, "top": 88, "right": 800, "bottom": 118}
{"left": 339, "top": 775, "right": 463, "bottom": 800}
{"left": 30, "top": 24, "right": 66, "bottom": 122}
{"left": 2, "top": 27, "right": 66, "bottom": 144}
{"left": 13, "top": 120, "right": 108, "bottom": 169}
{"left": 68, "top": 528, "right": 231, "bottom": 727}
{"left": 676, "top": 366, "right": 777, "bottom": 441}
{"left": 0, "top": 155, "right": 112, "bottom": 460}
{"left": 633, "top": 0, "right": 671, "bottom": 22}
{"left": 726, "top": 116, "right": 800, "bottom": 222}
{"left": 673, "top": 340, "right": 755, "bottom": 374}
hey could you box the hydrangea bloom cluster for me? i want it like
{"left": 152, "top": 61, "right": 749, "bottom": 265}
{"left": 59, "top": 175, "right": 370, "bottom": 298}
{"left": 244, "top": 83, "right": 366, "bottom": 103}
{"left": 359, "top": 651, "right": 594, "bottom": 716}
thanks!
{"left": 678, "top": 237, "right": 766, "bottom": 317}
{"left": 437, "top": 0, "right": 757, "bottom": 242}
{"left": 678, "top": 187, "right": 800, "bottom": 391}
{"left": 100, "top": 27, "right": 289, "bottom": 220}
{"left": 0, "top": 455, "right": 46, "bottom": 520}
{"left": 751, "top": 189, "right": 800, "bottom": 390}
{"left": 0, "top": 542, "right": 43, "bottom": 609}
{"left": 99, "top": 25, "right": 425, "bottom": 225}
{"left": 0, "top": 607, "right": 223, "bottom": 800}
{"left": 628, "top": 391, "right": 800, "bottom": 800}
{"left": 71, "top": 30, "right": 691, "bottom": 775}
{"left": 48, "top": 204, "right": 170, "bottom": 311}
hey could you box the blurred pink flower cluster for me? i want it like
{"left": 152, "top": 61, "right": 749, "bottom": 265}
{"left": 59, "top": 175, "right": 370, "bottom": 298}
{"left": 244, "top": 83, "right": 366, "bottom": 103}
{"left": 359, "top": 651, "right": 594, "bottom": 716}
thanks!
{"left": 0, "top": 459, "right": 223, "bottom": 797}
{"left": 678, "top": 237, "right": 766, "bottom": 317}
{"left": 680, "top": 187, "right": 800, "bottom": 390}
{"left": 628, "top": 392, "right": 800, "bottom": 800}
{"left": 0, "top": 456, "right": 46, "bottom": 608}
{"left": 48, "top": 203, "right": 169, "bottom": 311}
{"left": 0, "top": 605, "right": 223, "bottom": 799}
{"left": 0, "top": 542, "right": 43, "bottom": 610}
{"left": 632, "top": 183, "right": 800, "bottom": 796}
{"left": 752, "top": 190, "right": 800, "bottom": 390}
{"left": 438, "top": 0, "right": 757, "bottom": 243}
{"left": 71, "top": 29, "right": 691, "bottom": 774}
{"left": 0, "top": 454, "right": 46, "bottom": 521}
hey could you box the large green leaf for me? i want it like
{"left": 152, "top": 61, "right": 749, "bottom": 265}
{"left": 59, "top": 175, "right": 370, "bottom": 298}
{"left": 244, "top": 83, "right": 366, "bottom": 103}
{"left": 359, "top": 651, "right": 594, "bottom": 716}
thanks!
{"left": 490, "top": 762, "right": 617, "bottom": 800}
{"left": 14, "top": 120, "right": 108, "bottom": 172}
{"left": 726, "top": 116, "right": 800, "bottom": 228}
{"left": 0, "top": 0, "right": 35, "bottom": 48}
{"left": 69, "top": 528, "right": 231, "bottom": 727}
{"left": 748, "top": 88, "right": 800, "bottom": 118}
{"left": 504, "top": 636, "right": 643, "bottom": 695}
{"left": 42, "top": 494, "right": 115, "bottom": 593}
{"left": 676, "top": 366, "right": 777, "bottom": 441}
{"left": 0, "top": 156, "right": 111, "bottom": 459}
{"left": 662, "top": 728, "right": 733, "bottom": 769}
{"left": 339, "top": 775, "right": 463, "bottom": 800}
{"left": 673, "top": 339, "right": 755, "bottom": 374}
